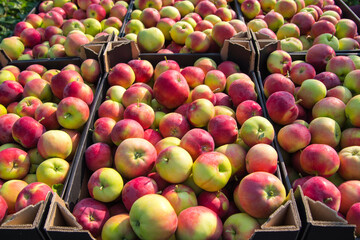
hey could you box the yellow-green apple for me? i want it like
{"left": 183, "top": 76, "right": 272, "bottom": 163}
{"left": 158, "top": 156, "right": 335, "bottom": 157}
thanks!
{"left": 194, "top": 57, "right": 217, "bottom": 75}
{"left": 25, "top": 14, "right": 43, "bottom": 29}
{"left": 215, "top": 143, "right": 246, "bottom": 177}
{"left": 162, "top": 184, "right": 197, "bottom": 215}
{"left": 181, "top": 66, "right": 205, "bottom": 88}
{"left": 301, "top": 176, "right": 341, "bottom": 211}
{"left": 234, "top": 171, "right": 286, "bottom": 218}
{"left": 37, "top": 130, "right": 72, "bottom": 159}
{"left": 135, "top": 0, "right": 162, "bottom": 10}
{"left": 274, "top": 0, "right": 297, "bottom": 19}
{"left": 124, "top": 102, "right": 155, "bottom": 129}
{"left": 180, "top": 128, "right": 215, "bottom": 160}
{"left": 215, "top": 92, "right": 232, "bottom": 107}
{"left": 88, "top": 167, "right": 123, "bottom": 202}
{"left": 36, "top": 158, "right": 69, "bottom": 186}
{"left": 108, "top": 63, "right": 135, "bottom": 88}
{"left": 0, "top": 143, "right": 23, "bottom": 152}
{"left": 338, "top": 146, "right": 360, "bottom": 180}
{"left": 12, "top": 116, "right": 46, "bottom": 148}
{"left": 87, "top": 4, "right": 106, "bottom": 21}
{"left": 191, "top": 84, "right": 216, "bottom": 104}
{"left": 0, "top": 104, "right": 6, "bottom": 116}
{"left": 263, "top": 74, "right": 294, "bottom": 97}
{"left": 154, "top": 59, "right": 180, "bottom": 80}
{"left": 214, "top": 106, "right": 235, "bottom": 118}
{"left": 276, "top": 23, "right": 300, "bottom": 40}
{"left": 137, "top": 27, "right": 165, "bottom": 53}
{"left": 0, "top": 81, "right": 23, "bottom": 107}
{"left": 280, "top": 37, "right": 303, "bottom": 52}
{"left": 99, "top": 0, "right": 113, "bottom": 14}
{"left": 0, "top": 148, "right": 30, "bottom": 180}
{"left": 48, "top": 44, "right": 66, "bottom": 58}
{"left": 335, "top": 19, "right": 357, "bottom": 39}
{"left": 207, "top": 115, "right": 238, "bottom": 146}
{"left": 341, "top": 128, "right": 360, "bottom": 148}
{"left": 170, "top": 21, "right": 194, "bottom": 45}
{"left": 204, "top": 70, "right": 226, "bottom": 92}
{"left": 263, "top": 10, "right": 284, "bottom": 32}
{"left": 246, "top": 143, "right": 278, "bottom": 174}
{"left": 185, "top": 12, "right": 202, "bottom": 23}
{"left": 215, "top": 7, "right": 233, "bottom": 21}
{"left": 102, "top": 17, "right": 123, "bottom": 31}
{"left": 80, "top": 59, "right": 100, "bottom": 84}
{"left": 338, "top": 181, "right": 360, "bottom": 216}
{"left": 297, "top": 79, "right": 327, "bottom": 109}
{"left": 198, "top": 191, "right": 229, "bottom": 218}
{"left": 42, "top": 69, "right": 60, "bottom": 82}
{"left": 0, "top": 113, "right": 19, "bottom": 144}
{"left": 176, "top": 206, "right": 222, "bottom": 239}
{"left": 326, "top": 56, "right": 357, "bottom": 82}
{"left": 72, "top": 198, "right": 110, "bottom": 237}
{"left": 0, "top": 37, "right": 24, "bottom": 60}
{"left": 15, "top": 182, "right": 52, "bottom": 212}
{"left": 122, "top": 176, "right": 157, "bottom": 211}
{"left": 235, "top": 100, "right": 262, "bottom": 125}
{"left": 195, "top": 1, "right": 216, "bottom": 18}
{"left": 277, "top": 123, "right": 311, "bottom": 153}
{"left": 140, "top": 8, "right": 161, "bottom": 28}
{"left": 267, "top": 49, "right": 292, "bottom": 75}
{"left": 155, "top": 136, "right": 181, "bottom": 154}
{"left": 223, "top": 213, "right": 260, "bottom": 240}
{"left": 156, "top": 18, "right": 176, "bottom": 41}
{"left": 344, "top": 70, "right": 360, "bottom": 95}
{"left": 266, "top": 91, "right": 298, "bottom": 125}
{"left": 97, "top": 100, "right": 124, "bottom": 122}
{"left": 42, "top": 11, "right": 63, "bottom": 28}
{"left": 241, "top": 0, "right": 261, "bottom": 20}
{"left": 153, "top": 70, "right": 190, "bottom": 109}
{"left": 192, "top": 151, "right": 231, "bottom": 192}
{"left": 290, "top": 12, "right": 314, "bottom": 35}
{"left": 122, "top": 86, "right": 152, "bottom": 107}
{"left": 314, "top": 71, "right": 341, "bottom": 90}
{"left": 28, "top": 148, "right": 45, "bottom": 174}
{"left": 0, "top": 179, "right": 27, "bottom": 213}
{"left": 160, "top": 6, "right": 181, "bottom": 21}
{"left": 228, "top": 79, "right": 256, "bottom": 107}
{"left": 61, "top": 19, "right": 85, "bottom": 36}
{"left": 305, "top": 44, "right": 335, "bottom": 72}
{"left": 185, "top": 31, "right": 211, "bottom": 53}
{"left": 15, "top": 96, "right": 42, "bottom": 118}
{"left": 130, "top": 194, "right": 177, "bottom": 240}
{"left": 345, "top": 95, "right": 360, "bottom": 127}
{"left": 312, "top": 97, "right": 346, "bottom": 127}
{"left": 239, "top": 116, "right": 275, "bottom": 147}
{"left": 346, "top": 203, "right": 360, "bottom": 237}
{"left": 13, "top": 21, "right": 33, "bottom": 37}
{"left": 64, "top": 32, "right": 90, "bottom": 57}
{"left": 106, "top": 85, "right": 126, "bottom": 103}
{"left": 159, "top": 112, "right": 190, "bottom": 138}
{"left": 82, "top": 18, "right": 102, "bottom": 36}
{"left": 110, "top": 119, "right": 144, "bottom": 146}
{"left": 56, "top": 97, "right": 89, "bottom": 129}
{"left": 339, "top": 37, "right": 360, "bottom": 50}
{"left": 131, "top": 9, "right": 142, "bottom": 20}
{"left": 211, "top": 21, "right": 236, "bottom": 47}
{"left": 300, "top": 144, "right": 339, "bottom": 177}
{"left": 187, "top": 98, "right": 215, "bottom": 127}
{"left": 85, "top": 142, "right": 113, "bottom": 171}
{"left": 0, "top": 195, "right": 7, "bottom": 221}
{"left": 247, "top": 19, "right": 268, "bottom": 32}
{"left": 174, "top": 0, "right": 194, "bottom": 16}
{"left": 101, "top": 214, "right": 137, "bottom": 240}
{"left": 0, "top": 70, "right": 16, "bottom": 84}
{"left": 115, "top": 138, "right": 157, "bottom": 179}
{"left": 259, "top": 0, "right": 276, "bottom": 12}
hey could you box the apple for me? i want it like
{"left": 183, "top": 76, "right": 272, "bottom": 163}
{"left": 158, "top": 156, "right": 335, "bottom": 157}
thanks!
{"left": 42, "top": 11, "right": 63, "bottom": 28}
{"left": 13, "top": 21, "right": 33, "bottom": 37}
{"left": 137, "top": 27, "right": 165, "bottom": 53}
{"left": 140, "top": 8, "right": 161, "bottom": 28}
{"left": 110, "top": 119, "right": 144, "bottom": 146}
{"left": 207, "top": 114, "right": 238, "bottom": 147}
{"left": 101, "top": 214, "right": 137, "bottom": 240}
{"left": 15, "top": 182, "right": 52, "bottom": 212}
{"left": 97, "top": 100, "right": 124, "bottom": 122}
{"left": 124, "top": 102, "right": 155, "bottom": 129}
{"left": 36, "top": 158, "right": 69, "bottom": 187}
{"left": 158, "top": 112, "right": 189, "bottom": 139}
{"left": 228, "top": 79, "right": 257, "bottom": 107}
{"left": 341, "top": 128, "right": 360, "bottom": 148}
{"left": 338, "top": 181, "right": 360, "bottom": 216}
{"left": 187, "top": 98, "right": 215, "bottom": 128}
{"left": 156, "top": 18, "right": 175, "bottom": 41}
{"left": 241, "top": 0, "right": 261, "bottom": 20}
{"left": 296, "top": 79, "right": 327, "bottom": 109}
{"left": 194, "top": 57, "right": 217, "bottom": 75}
{"left": 0, "top": 37, "right": 24, "bottom": 60}
{"left": 234, "top": 171, "right": 286, "bottom": 218}
{"left": 170, "top": 21, "right": 194, "bottom": 45}
{"left": 266, "top": 91, "right": 298, "bottom": 125}
{"left": 335, "top": 19, "right": 357, "bottom": 39}
{"left": 277, "top": 123, "right": 311, "bottom": 153}
{"left": 154, "top": 59, "right": 180, "bottom": 80}
{"left": 301, "top": 176, "right": 341, "bottom": 211}
{"left": 12, "top": 116, "right": 46, "bottom": 149}
{"left": 246, "top": 143, "right": 278, "bottom": 174}
{"left": 0, "top": 148, "right": 30, "bottom": 180}
{"left": 239, "top": 116, "right": 274, "bottom": 147}
{"left": 223, "top": 213, "right": 260, "bottom": 240}
{"left": 73, "top": 198, "right": 110, "bottom": 238}
{"left": 309, "top": 116, "right": 341, "bottom": 147}
{"left": 0, "top": 179, "right": 27, "bottom": 214}
{"left": 181, "top": 66, "right": 205, "bottom": 88}
{"left": 305, "top": 44, "right": 335, "bottom": 72}
{"left": 56, "top": 97, "right": 89, "bottom": 130}
{"left": 0, "top": 81, "right": 23, "bottom": 107}
{"left": 345, "top": 95, "right": 360, "bottom": 127}
{"left": 37, "top": 130, "right": 72, "bottom": 160}
{"left": 14, "top": 96, "right": 42, "bottom": 118}
{"left": 291, "top": 11, "right": 315, "bottom": 35}
{"left": 0, "top": 113, "right": 19, "bottom": 144}
{"left": 0, "top": 195, "right": 7, "bottom": 222}
{"left": 195, "top": 0, "right": 217, "bottom": 18}
{"left": 122, "top": 86, "right": 152, "bottom": 107}
{"left": 211, "top": 21, "right": 236, "bottom": 47}
{"left": 314, "top": 71, "right": 341, "bottom": 90}
{"left": 180, "top": 128, "right": 214, "bottom": 160}
{"left": 185, "top": 31, "right": 211, "bottom": 53}
{"left": 338, "top": 146, "right": 360, "bottom": 180}
{"left": 267, "top": 50, "right": 292, "bottom": 75}
{"left": 346, "top": 203, "right": 360, "bottom": 237}
{"left": 135, "top": 0, "right": 162, "bottom": 10}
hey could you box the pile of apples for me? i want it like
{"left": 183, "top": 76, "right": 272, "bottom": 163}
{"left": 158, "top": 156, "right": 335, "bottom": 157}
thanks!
{"left": 0, "top": 59, "right": 100, "bottom": 224}
{"left": 239, "top": 0, "right": 359, "bottom": 52}
{"left": 72, "top": 57, "right": 289, "bottom": 240}
{"left": 0, "top": 0, "right": 129, "bottom": 60}
{"left": 263, "top": 46, "right": 360, "bottom": 236}
{"left": 123, "top": 0, "right": 248, "bottom": 53}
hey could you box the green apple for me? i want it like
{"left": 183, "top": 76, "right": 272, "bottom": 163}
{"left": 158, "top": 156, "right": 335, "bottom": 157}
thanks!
{"left": 125, "top": 33, "right": 137, "bottom": 42}
{"left": 346, "top": 95, "right": 360, "bottom": 127}
{"left": 313, "top": 33, "right": 339, "bottom": 51}
{"left": 137, "top": 28, "right": 165, "bottom": 53}
{"left": 102, "top": 214, "right": 137, "bottom": 240}
{"left": 125, "top": 19, "right": 145, "bottom": 35}
{"left": 170, "top": 21, "right": 194, "bottom": 45}
{"left": 297, "top": 79, "right": 327, "bottom": 109}
{"left": 36, "top": 158, "right": 70, "bottom": 187}
{"left": 223, "top": 213, "right": 260, "bottom": 240}
{"left": 131, "top": 9, "right": 142, "bottom": 19}
{"left": 239, "top": 116, "right": 275, "bottom": 147}
{"left": 37, "top": 130, "right": 72, "bottom": 159}
{"left": 349, "top": 55, "right": 360, "bottom": 69}
{"left": 0, "top": 70, "right": 16, "bottom": 84}
{"left": 280, "top": 37, "right": 303, "bottom": 52}
{"left": 0, "top": 37, "right": 25, "bottom": 60}
{"left": 174, "top": 1, "right": 194, "bottom": 17}
{"left": 83, "top": 18, "right": 102, "bottom": 36}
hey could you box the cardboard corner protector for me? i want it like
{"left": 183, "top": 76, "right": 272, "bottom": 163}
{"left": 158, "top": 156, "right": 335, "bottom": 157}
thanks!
{"left": 104, "top": 39, "right": 140, "bottom": 72}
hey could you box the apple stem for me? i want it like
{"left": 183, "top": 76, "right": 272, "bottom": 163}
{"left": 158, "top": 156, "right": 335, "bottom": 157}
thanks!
{"left": 164, "top": 56, "right": 168, "bottom": 63}
{"left": 38, "top": 117, "right": 45, "bottom": 123}
{"left": 295, "top": 99, "right": 302, "bottom": 104}
{"left": 324, "top": 197, "right": 333, "bottom": 204}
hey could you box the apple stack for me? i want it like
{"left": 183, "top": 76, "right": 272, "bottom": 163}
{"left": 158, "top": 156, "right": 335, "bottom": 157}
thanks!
{"left": 122, "top": 0, "right": 248, "bottom": 53}
{"left": 61, "top": 55, "right": 296, "bottom": 240}
{"left": 0, "top": 0, "right": 130, "bottom": 61}
{"left": 239, "top": 0, "right": 360, "bottom": 52}
{"left": 0, "top": 59, "right": 101, "bottom": 224}
{"left": 260, "top": 47, "right": 360, "bottom": 236}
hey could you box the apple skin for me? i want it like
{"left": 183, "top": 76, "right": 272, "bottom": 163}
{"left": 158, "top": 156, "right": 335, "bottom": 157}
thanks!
{"left": 228, "top": 79, "right": 257, "bottom": 107}
{"left": 297, "top": 79, "right": 327, "bottom": 109}
{"left": 124, "top": 102, "right": 155, "bottom": 130}
{"left": 170, "top": 21, "right": 194, "bottom": 45}
{"left": 130, "top": 194, "right": 177, "bottom": 240}
{"left": 338, "top": 146, "right": 360, "bottom": 180}
{"left": 266, "top": 91, "right": 298, "bottom": 125}
{"left": 346, "top": 203, "right": 360, "bottom": 237}
{"left": 36, "top": 158, "right": 70, "bottom": 187}
{"left": 98, "top": 100, "right": 124, "bottom": 122}
{"left": 309, "top": 117, "right": 341, "bottom": 147}
{"left": 92, "top": 117, "right": 116, "bottom": 145}
{"left": 85, "top": 143, "right": 113, "bottom": 172}
{"left": 326, "top": 56, "right": 356, "bottom": 82}
{"left": 73, "top": 198, "right": 110, "bottom": 238}
{"left": 345, "top": 95, "right": 360, "bottom": 127}
{"left": 291, "top": 12, "right": 315, "bottom": 35}
{"left": 115, "top": 138, "right": 157, "bottom": 179}
{"left": 122, "top": 176, "right": 158, "bottom": 211}
{"left": 341, "top": 128, "right": 360, "bottom": 148}
{"left": 137, "top": 27, "right": 165, "bottom": 53}
{"left": 15, "top": 182, "right": 52, "bottom": 212}
{"left": 267, "top": 50, "right": 292, "bottom": 75}
{"left": 12, "top": 116, "right": 46, "bottom": 149}
{"left": 155, "top": 137, "right": 181, "bottom": 155}
{"left": 241, "top": 0, "right": 261, "bottom": 20}
{"left": 246, "top": 143, "right": 278, "bottom": 174}
{"left": 302, "top": 176, "right": 341, "bottom": 211}
{"left": 135, "top": 0, "right": 162, "bottom": 10}
{"left": 0, "top": 179, "right": 28, "bottom": 214}
{"left": 207, "top": 114, "right": 238, "bottom": 146}
{"left": 278, "top": 123, "right": 311, "bottom": 153}
{"left": 176, "top": 206, "right": 222, "bottom": 240}
{"left": 194, "top": 57, "right": 217, "bottom": 75}
{"left": 338, "top": 181, "right": 360, "bottom": 216}
{"left": 101, "top": 214, "right": 138, "bottom": 240}
{"left": 64, "top": 32, "right": 90, "bottom": 57}
{"left": 20, "top": 28, "right": 42, "bottom": 48}
{"left": 335, "top": 19, "right": 357, "bottom": 39}
{"left": 263, "top": 74, "right": 294, "bottom": 98}
{"left": 180, "top": 67, "right": 205, "bottom": 88}
{"left": 143, "top": 129, "right": 162, "bottom": 146}
{"left": 300, "top": 144, "right": 340, "bottom": 177}
{"left": 185, "top": 31, "right": 211, "bottom": 53}
{"left": 162, "top": 184, "right": 197, "bottom": 215}
{"left": 154, "top": 59, "right": 180, "bottom": 80}
{"left": 153, "top": 70, "right": 190, "bottom": 109}
{"left": 0, "top": 81, "right": 24, "bottom": 107}
{"left": 14, "top": 96, "right": 42, "bottom": 118}
{"left": 222, "top": 213, "right": 260, "bottom": 240}
{"left": 192, "top": 151, "right": 232, "bottom": 192}
{"left": 305, "top": 44, "right": 335, "bottom": 72}
{"left": 195, "top": 1, "right": 217, "bottom": 18}
{"left": 314, "top": 71, "right": 341, "bottom": 90}
{"left": 110, "top": 119, "right": 144, "bottom": 146}
{"left": 63, "top": 81, "right": 94, "bottom": 106}
{"left": 187, "top": 98, "right": 215, "bottom": 128}
{"left": 37, "top": 130, "right": 72, "bottom": 160}
{"left": 344, "top": 70, "right": 360, "bottom": 95}
{"left": 159, "top": 112, "right": 190, "bottom": 139}
{"left": 234, "top": 171, "right": 286, "bottom": 218}
{"left": 239, "top": 116, "right": 275, "bottom": 147}
{"left": 198, "top": 191, "right": 229, "bottom": 218}
{"left": 56, "top": 97, "right": 90, "bottom": 130}
{"left": 0, "top": 195, "right": 7, "bottom": 222}
{"left": 0, "top": 148, "right": 30, "bottom": 180}
{"left": 0, "top": 113, "right": 19, "bottom": 144}
{"left": 51, "top": 69, "right": 84, "bottom": 100}
{"left": 0, "top": 37, "right": 25, "bottom": 60}
{"left": 211, "top": 21, "right": 237, "bottom": 47}
{"left": 128, "top": 59, "right": 154, "bottom": 84}
{"left": 327, "top": 86, "right": 352, "bottom": 104}
{"left": 215, "top": 93, "right": 232, "bottom": 107}
{"left": 13, "top": 21, "right": 34, "bottom": 37}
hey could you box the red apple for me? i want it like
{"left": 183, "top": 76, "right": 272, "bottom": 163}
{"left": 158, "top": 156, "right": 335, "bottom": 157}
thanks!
{"left": 15, "top": 182, "right": 52, "bottom": 212}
